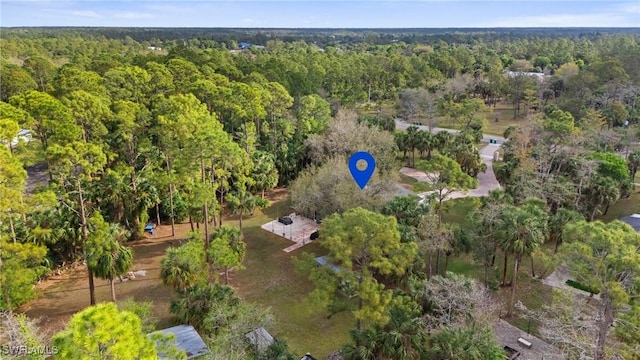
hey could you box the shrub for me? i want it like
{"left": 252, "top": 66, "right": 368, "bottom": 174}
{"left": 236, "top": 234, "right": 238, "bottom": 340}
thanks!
{"left": 565, "top": 279, "right": 600, "bottom": 294}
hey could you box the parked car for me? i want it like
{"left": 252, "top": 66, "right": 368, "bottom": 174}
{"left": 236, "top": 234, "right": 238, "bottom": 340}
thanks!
{"left": 310, "top": 230, "right": 319, "bottom": 240}
{"left": 278, "top": 216, "right": 293, "bottom": 225}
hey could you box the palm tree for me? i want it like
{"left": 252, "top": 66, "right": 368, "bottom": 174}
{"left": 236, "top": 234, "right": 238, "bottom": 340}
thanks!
{"left": 170, "top": 283, "right": 238, "bottom": 331}
{"left": 427, "top": 326, "right": 504, "bottom": 360}
{"left": 251, "top": 151, "right": 279, "bottom": 198}
{"left": 225, "top": 188, "right": 267, "bottom": 228}
{"left": 587, "top": 175, "right": 620, "bottom": 221}
{"left": 435, "top": 131, "right": 454, "bottom": 154}
{"left": 628, "top": 150, "right": 640, "bottom": 180}
{"left": 415, "top": 130, "right": 436, "bottom": 160}
{"left": 377, "top": 306, "right": 426, "bottom": 360}
{"left": 406, "top": 125, "right": 419, "bottom": 167}
{"left": 342, "top": 327, "right": 380, "bottom": 360}
{"left": 395, "top": 132, "right": 409, "bottom": 162}
{"left": 495, "top": 199, "right": 547, "bottom": 316}
{"left": 161, "top": 244, "right": 205, "bottom": 294}
{"left": 259, "top": 339, "right": 296, "bottom": 360}
{"left": 87, "top": 224, "right": 133, "bottom": 302}
{"left": 131, "top": 178, "right": 160, "bottom": 239}
{"left": 548, "top": 208, "right": 584, "bottom": 253}
{"left": 88, "top": 236, "right": 133, "bottom": 302}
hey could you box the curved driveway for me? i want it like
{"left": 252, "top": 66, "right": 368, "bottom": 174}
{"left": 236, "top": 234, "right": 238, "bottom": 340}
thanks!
{"left": 395, "top": 119, "right": 503, "bottom": 199}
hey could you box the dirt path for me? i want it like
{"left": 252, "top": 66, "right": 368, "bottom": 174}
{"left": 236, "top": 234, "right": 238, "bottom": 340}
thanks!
{"left": 19, "top": 223, "right": 194, "bottom": 337}
{"left": 25, "top": 163, "right": 49, "bottom": 194}
{"left": 18, "top": 187, "right": 291, "bottom": 338}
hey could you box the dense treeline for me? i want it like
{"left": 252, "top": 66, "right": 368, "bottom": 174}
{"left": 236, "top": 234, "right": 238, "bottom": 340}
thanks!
{"left": 1, "top": 29, "right": 639, "bottom": 359}
{"left": 3, "top": 27, "right": 640, "bottom": 48}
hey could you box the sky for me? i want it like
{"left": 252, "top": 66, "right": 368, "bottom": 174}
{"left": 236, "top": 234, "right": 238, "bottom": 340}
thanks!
{"left": 1, "top": 0, "right": 639, "bottom": 28}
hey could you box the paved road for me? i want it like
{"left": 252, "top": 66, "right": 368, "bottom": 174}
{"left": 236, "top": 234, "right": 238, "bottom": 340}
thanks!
{"left": 395, "top": 119, "right": 503, "bottom": 200}
{"left": 25, "top": 163, "right": 49, "bottom": 194}
{"left": 394, "top": 119, "right": 506, "bottom": 144}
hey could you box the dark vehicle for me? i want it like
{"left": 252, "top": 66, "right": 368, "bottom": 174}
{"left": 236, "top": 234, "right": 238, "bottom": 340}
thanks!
{"left": 310, "top": 230, "right": 319, "bottom": 240}
{"left": 278, "top": 216, "right": 293, "bottom": 225}
{"left": 503, "top": 346, "right": 520, "bottom": 360}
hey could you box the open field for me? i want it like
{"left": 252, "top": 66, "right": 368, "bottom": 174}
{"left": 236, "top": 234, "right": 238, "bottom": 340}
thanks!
{"left": 435, "top": 101, "right": 536, "bottom": 136}
{"left": 395, "top": 100, "right": 534, "bottom": 137}
{"left": 20, "top": 188, "right": 353, "bottom": 358}
{"left": 598, "top": 186, "right": 640, "bottom": 222}
{"left": 20, "top": 223, "right": 189, "bottom": 336}
{"left": 19, "top": 181, "right": 639, "bottom": 357}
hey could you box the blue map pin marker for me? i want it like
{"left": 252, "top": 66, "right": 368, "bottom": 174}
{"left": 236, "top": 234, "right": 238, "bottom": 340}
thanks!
{"left": 349, "top": 151, "right": 376, "bottom": 190}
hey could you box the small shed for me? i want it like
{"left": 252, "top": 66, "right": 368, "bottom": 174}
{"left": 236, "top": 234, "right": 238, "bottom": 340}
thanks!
{"left": 620, "top": 214, "right": 640, "bottom": 231}
{"left": 151, "top": 325, "right": 209, "bottom": 359}
{"left": 245, "top": 327, "right": 274, "bottom": 353}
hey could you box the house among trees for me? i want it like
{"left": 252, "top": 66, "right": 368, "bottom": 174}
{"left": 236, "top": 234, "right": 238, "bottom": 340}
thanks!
{"left": 9, "top": 129, "right": 31, "bottom": 147}
{"left": 505, "top": 70, "right": 548, "bottom": 82}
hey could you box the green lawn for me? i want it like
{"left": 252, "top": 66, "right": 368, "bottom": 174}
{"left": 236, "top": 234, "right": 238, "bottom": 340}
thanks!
{"left": 228, "top": 177, "right": 640, "bottom": 357}
{"left": 398, "top": 173, "right": 418, "bottom": 192}
{"left": 433, "top": 101, "right": 535, "bottom": 137}
{"left": 597, "top": 187, "right": 640, "bottom": 222}
{"left": 230, "top": 194, "right": 353, "bottom": 358}
{"left": 441, "top": 197, "right": 481, "bottom": 225}
{"left": 441, "top": 196, "right": 554, "bottom": 335}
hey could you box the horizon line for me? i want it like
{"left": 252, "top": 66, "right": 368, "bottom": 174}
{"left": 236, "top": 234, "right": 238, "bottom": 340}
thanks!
{"left": 3, "top": 26, "right": 640, "bottom": 29}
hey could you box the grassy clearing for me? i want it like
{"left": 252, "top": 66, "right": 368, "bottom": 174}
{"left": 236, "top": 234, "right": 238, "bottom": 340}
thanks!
{"left": 397, "top": 173, "right": 418, "bottom": 192}
{"left": 230, "top": 192, "right": 354, "bottom": 358}
{"left": 597, "top": 187, "right": 640, "bottom": 222}
{"left": 431, "top": 101, "right": 535, "bottom": 137}
{"left": 441, "top": 196, "right": 554, "bottom": 335}
{"left": 441, "top": 197, "right": 481, "bottom": 225}
{"left": 23, "top": 189, "right": 353, "bottom": 358}
{"left": 480, "top": 102, "right": 535, "bottom": 136}
{"left": 22, "top": 229, "right": 183, "bottom": 336}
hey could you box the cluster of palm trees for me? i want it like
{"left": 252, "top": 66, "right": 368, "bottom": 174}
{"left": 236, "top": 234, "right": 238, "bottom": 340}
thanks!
{"left": 395, "top": 125, "right": 485, "bottom": 177}
{"left": 395, "top": 126, "right": 441, "bottom": 167}
{"left": 472, "top": 192, "right": 549, "bottom": 316}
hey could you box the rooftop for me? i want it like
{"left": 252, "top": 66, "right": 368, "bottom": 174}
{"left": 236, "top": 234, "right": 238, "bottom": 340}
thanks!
{"left": 150, "top": 325, "right": 209, "bottom": 359}
{"left": 245, "top": 327, "right": 274, "bottom": 353}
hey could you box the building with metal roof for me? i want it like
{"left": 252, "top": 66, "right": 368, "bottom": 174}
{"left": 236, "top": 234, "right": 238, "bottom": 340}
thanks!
{"left": 150, "top": 325, "right": 209, "bottom": 359}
